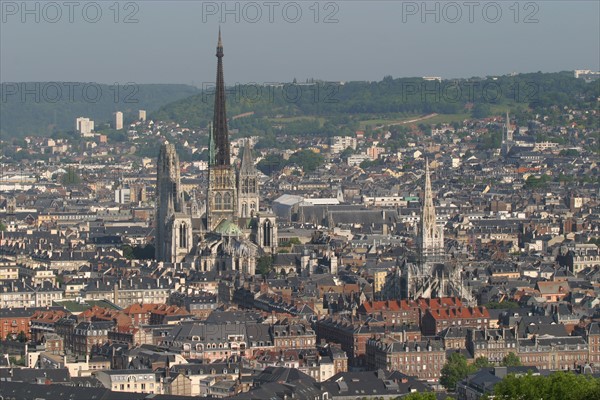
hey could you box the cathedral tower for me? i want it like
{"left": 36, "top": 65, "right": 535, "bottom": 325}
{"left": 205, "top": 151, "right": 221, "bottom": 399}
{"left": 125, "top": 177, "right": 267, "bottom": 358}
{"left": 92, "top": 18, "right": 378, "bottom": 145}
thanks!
{"left": 156, "top": 142, "right": 191, "bottom": 262}
{"left": 419, "top": 160, "right": 444, "bottom": 267}
{"left": 206, "top": 28, "right": 238, "bottom": 231}
{"left": 237, "top": 139, "right": 260, "bottom": 218}
{"left": 501, "top": 111, "right": 514, "bottom": 156}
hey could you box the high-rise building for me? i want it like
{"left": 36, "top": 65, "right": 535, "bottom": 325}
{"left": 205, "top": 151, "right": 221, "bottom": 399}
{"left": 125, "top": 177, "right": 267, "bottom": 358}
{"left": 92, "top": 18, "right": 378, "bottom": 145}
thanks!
{"left": 75, "top": 117, "right": 94, "bottom": 136}
{"left": 139, "top": 110, "right": 147, "bottom": 121}
{"left": 114, "top": 111, "right": 123, "bottom": 130}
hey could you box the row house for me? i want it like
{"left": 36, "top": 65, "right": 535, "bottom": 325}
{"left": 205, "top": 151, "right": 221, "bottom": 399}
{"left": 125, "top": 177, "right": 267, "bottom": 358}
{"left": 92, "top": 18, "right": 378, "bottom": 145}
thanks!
{"left": 95, "top": 369, "right": 163, "bottom": 395}
{"left": 253, "top": 349, "right": 337, "bottom": 382}
{"left": 72, "top": 320, "right": 114, "bottom": 355}
{"left": 357, "top": 300, "right": 420, "bottom": 326}
{"left": 0, "top": 280, "right": 63, "bottom": 308}
{"left": 466, "top": 328, "right": 518, "bottom": 364}
{"left": 122, "top": 303, "right": 191, "bottom": 326}
{"left": 517, "top": 335, "right": 588, "bottom": 371}
{"left": 422, "top": 306, "right": 491, "bottom": 336}
{"left": 30, "top": 309, "right": 68, "bottom": 341}
{"left": 315, "top": 318, "right": 420, "bottom": 367}
{"left": 82, "top": 278, "right": 174, "bottom": 308}
{"left": 0, "top": 307, "right": 32, "bottom": 340}
{"left": 166, "top": 321, "right": 272, "bottom": 362}
{"left": 167, "top": 362, "right": 241, "bottom": 397}
{"left": 271, "top": 322, "right": 316, "bottom": 350}
{"left": 366, "top": 337, "right": 446, "bottom": 381}
{"left": 358, "top": 297, "right": 464, "bottom": 329}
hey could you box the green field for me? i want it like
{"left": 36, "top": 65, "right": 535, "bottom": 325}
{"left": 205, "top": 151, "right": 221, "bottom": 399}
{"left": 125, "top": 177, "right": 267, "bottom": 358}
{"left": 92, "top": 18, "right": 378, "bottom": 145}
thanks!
{"left": 358, "top": 115, "right": 420, "bottom": 130}
{"left": 358, "top": 113, "right": 471, "bottom": 129}
{"left": 268, "top": 116, "right": 326, "bottom": 124}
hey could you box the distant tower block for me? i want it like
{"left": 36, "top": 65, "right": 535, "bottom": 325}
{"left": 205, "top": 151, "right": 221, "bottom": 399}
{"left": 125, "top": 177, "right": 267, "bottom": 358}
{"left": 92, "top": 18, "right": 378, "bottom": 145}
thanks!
{"left": 76, "top": 117, "right": 94, "bottom": 136}
{"left": 114, "top": 111, "right": 124, "bottom": 130}
{"left": 139, "top": 110, "right": 147, "bottom": 121}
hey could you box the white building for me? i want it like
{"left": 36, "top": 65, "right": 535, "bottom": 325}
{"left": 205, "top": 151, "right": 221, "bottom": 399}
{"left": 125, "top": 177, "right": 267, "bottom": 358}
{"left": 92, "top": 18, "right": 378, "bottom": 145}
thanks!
{"left": 114, "top": 111, "right": 124, "bottom": 130}
{"left": 76, "top": 117, "right": 94, "bottom": 136}
{"left": 347, "top": 154, "right": 370, "bottom": 167}
{"left": 95, "top": 369, "right": 162, "bottom": 394}
{"left": 330, "top": 136, "right": 357, "bottom": 154}
{"left": 139, "top": 110, "right": 147, "bottom": 121}
{"left": 114, "top": 188, "right": 131, "bottom": 204}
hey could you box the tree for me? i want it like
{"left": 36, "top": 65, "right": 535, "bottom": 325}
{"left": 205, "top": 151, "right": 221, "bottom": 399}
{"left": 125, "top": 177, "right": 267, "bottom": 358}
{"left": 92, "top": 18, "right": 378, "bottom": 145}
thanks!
{"left": 401, "top": 392, "right": 437, "bottom": 400}
{"left": 287, "top": 149, "right": 324, "bottom": 173}
{"left": 440, "top": 352, "right": 471, "bottom": 391}
{"left": 484, "top": 301, "right": 519, "bottom": 309}
{"left": 340, "top": 147, "right": 355, "bottom": 158}
{"left": 472, "top": 103, "right": 492, "bottom": 119}
{"left": 256, "top": 255, "right": 273, "bottom": 276}
{"left": 525, "top": 174, "right": 551, "bottom": 189}
{"left": 0, "top": 221, "right": 6, "bottom": 231}
{"left": 501, "top": 352, "right": 522, "bottom": 367}
{"left": 121, "top": 245, "right": 134, "bottom": 260}
{"left": 61, "top": 166, "right": 81, "bottom": 186}
{"left": 472, "top": 356, "right": 492, "bottom": 370}
{"left": 559, "top": 149, "right": 579, "bottom": 157}
{"left": 16, "top": 331, "right": 27, "bottom": 343}
{"left": 492, "top": 372, "right": 600, "bottom": 400}
{"left": 257, "top": 153, "right": 285, "bottom": 175}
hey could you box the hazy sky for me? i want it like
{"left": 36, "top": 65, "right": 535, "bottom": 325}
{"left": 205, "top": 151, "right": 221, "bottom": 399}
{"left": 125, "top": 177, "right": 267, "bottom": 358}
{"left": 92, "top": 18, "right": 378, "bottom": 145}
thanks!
{"left": 1, "top": 1, "right": 599, "bottom": 85}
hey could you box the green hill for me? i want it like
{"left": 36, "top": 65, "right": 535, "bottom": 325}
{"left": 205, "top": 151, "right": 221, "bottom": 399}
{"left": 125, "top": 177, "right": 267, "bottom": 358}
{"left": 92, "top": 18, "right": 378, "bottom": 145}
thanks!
{"left": 0, "top": 83, "right": 199, "bottom": 138}
{"left": 150, "top": 71, "right": 599, "bottom": 138}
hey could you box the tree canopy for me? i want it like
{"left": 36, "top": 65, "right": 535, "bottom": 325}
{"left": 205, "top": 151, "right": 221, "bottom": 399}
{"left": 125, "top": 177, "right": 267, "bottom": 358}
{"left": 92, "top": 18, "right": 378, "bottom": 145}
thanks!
{"left": 440, "top": 352, "right": 472, "bottom": 390}
{"left": 489, "top": 372, "right": 600, "bottom": 400}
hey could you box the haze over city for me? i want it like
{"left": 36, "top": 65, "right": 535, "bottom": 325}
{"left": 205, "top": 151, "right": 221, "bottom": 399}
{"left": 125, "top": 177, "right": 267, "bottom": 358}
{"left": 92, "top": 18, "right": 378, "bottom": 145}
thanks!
{"left": 1, "top": 1, "right": 599, "bottom": 84}
{"left": 1, "top": 2, "right": 600, "bottom": 400}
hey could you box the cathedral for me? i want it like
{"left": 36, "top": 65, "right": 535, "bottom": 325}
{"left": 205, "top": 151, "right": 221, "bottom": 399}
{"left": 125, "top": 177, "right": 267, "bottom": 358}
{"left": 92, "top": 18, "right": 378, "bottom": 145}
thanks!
{"left": 155, "top": 30, "right": 277, "bottom": 274}
{"left": 384, "top": 160, "right": 470, "bottom": 301}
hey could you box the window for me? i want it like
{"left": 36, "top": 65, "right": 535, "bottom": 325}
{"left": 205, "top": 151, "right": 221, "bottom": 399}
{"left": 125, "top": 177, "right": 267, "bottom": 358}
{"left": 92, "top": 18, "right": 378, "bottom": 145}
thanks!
{"left": 224, "top": 193, "right": 232, "bottom": 209}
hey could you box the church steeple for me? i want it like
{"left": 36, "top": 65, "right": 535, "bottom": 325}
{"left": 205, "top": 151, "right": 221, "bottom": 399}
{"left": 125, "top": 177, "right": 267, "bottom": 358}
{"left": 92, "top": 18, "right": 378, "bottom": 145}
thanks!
{"left": 419, "top": 158, "right": 444, "bottom": 266}
{"left": 206, "top": 28, "right": 237, "bottom": 231}
{"left": 208, "top": 122, "right": 216, "bottom": 166}
{"left": 239, "top": 139, "right": 255, "bottom": 174}
{"left": 213, "top": 28, "right": 230, "bottom": 166}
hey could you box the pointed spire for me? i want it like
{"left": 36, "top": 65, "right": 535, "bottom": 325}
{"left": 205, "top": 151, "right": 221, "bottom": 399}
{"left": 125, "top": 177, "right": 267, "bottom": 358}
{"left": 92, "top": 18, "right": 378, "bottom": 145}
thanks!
{"left": 208, "top": 122, "right": 216, "bottom": 166}
{"left": 213, "top": 28, "right": 229, "bottom": 166}
{"left": 505, "top": 111, "right": 512, "bottom": 142}
{"left": 166, "top": 189, "right": 174, "bottom": 214}
{"left": 423, "top": 158, "right": 433, "bottom": 211}
{"left": 240, "top": 139, "right": 255, "bottom": 174}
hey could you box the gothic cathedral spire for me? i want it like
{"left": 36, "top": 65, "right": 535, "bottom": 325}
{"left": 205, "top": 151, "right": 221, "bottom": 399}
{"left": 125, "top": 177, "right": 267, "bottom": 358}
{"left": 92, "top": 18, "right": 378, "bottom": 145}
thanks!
{"left": 206, "top": 28, "right": 237, "bottom": 231}
{"left": 419, "top": 158, "right": 444, "bottom": 266}
{"left": 213, "top": 27, "right": 230, "bottom": 166}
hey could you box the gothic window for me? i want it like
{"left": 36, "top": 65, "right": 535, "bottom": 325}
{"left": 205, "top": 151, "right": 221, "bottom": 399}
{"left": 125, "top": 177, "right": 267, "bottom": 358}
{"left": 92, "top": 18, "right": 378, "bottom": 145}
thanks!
{"left": 179, "top": 223, "right": 188, "bottom": 248}
{"left": 242, "top": 203, "right": 248, "bottom": 218}
{"left": 242, "top": 178, "right": 248, "bottom": 194}
{"left": 263, "top": 220, "right": 272, "bottom": 247}
{"left": 224, "top": 193, "right": 232, "bottom": 210}
{"left": 250, "top": 202, "right": 256, "bottom": 213}
{"left": 215, "top": 193, "right": 222, "bottom": 210}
